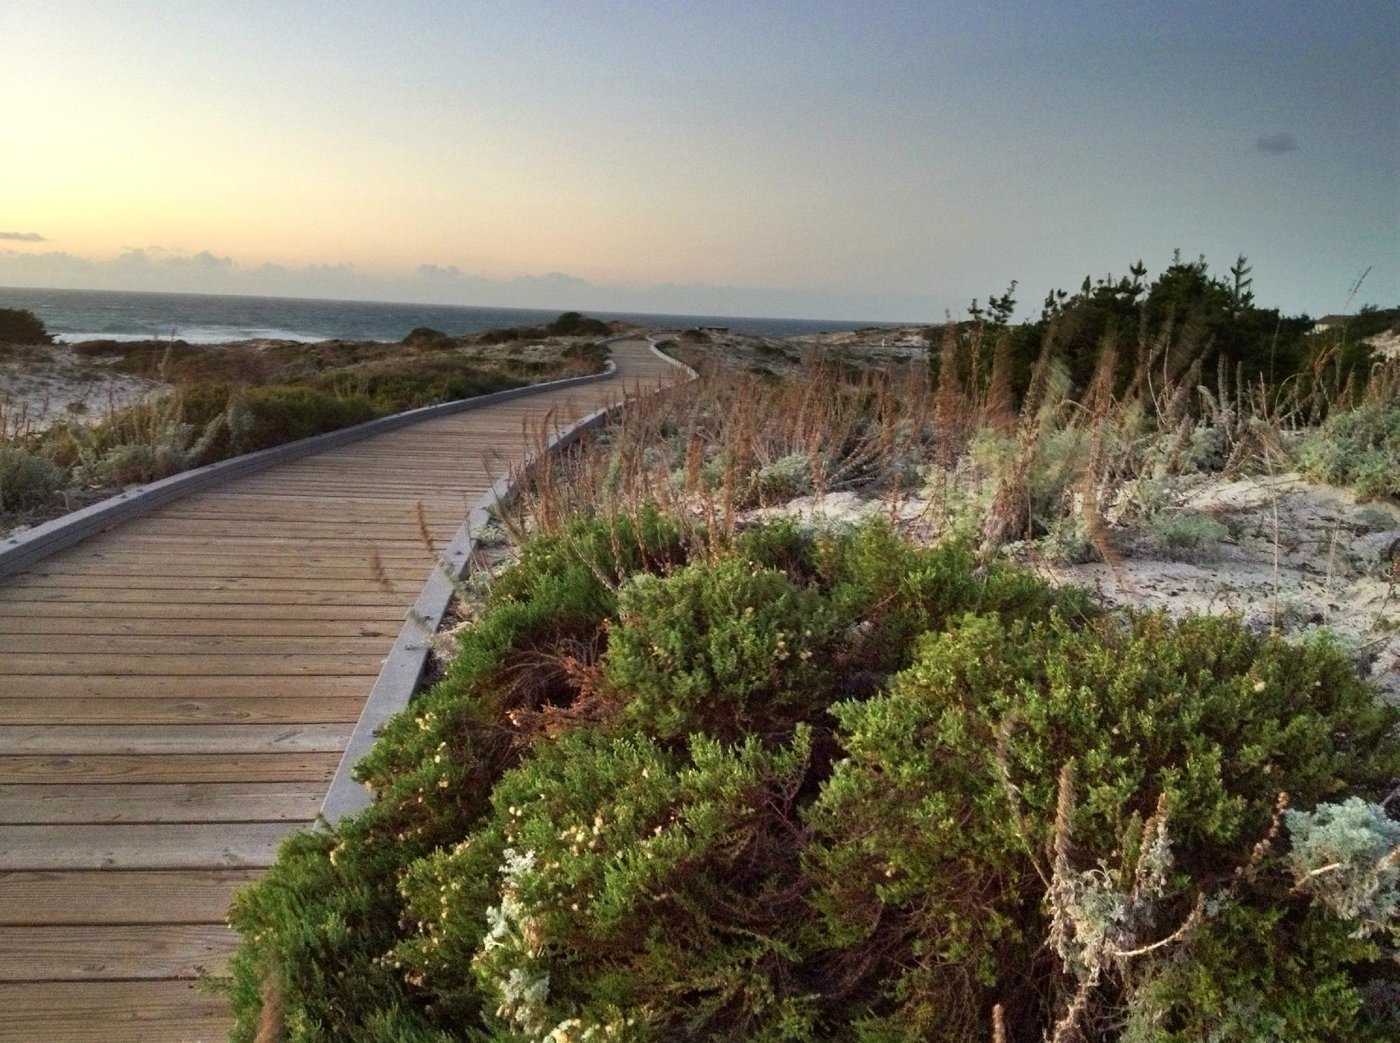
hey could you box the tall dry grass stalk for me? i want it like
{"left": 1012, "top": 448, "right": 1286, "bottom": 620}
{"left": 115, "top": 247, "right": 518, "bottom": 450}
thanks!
{"left": 507, "top": 353, "right": 934, "bottom": 558}
{"left": 498, "top": 317, "right": 1390, "bottom": 579}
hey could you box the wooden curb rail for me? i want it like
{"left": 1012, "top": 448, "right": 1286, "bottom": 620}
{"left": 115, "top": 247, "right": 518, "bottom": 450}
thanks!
{"left": 321, "top": 337, "right": 697, "bottom": 821}
{"left": 0, "top": 360, "right": 618, "bottom": 581}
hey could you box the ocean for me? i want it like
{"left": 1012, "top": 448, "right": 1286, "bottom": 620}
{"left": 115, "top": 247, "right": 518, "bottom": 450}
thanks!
{"left": 0, "top": 286, "right": 889, "bottom": 345}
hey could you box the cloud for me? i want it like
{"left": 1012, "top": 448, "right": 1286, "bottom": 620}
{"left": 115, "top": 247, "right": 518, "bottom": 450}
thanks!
{"left": 417, "top": 263, "right": 463, "bottom": 279}
{"left": 167, "top": 250, "right": 234, "bottom": 269}
{"left": 0, "top": 231, "right": 46, "bottom": 242}
{"left": 1256, "top": 132, "right": 1299, "bottom": 155}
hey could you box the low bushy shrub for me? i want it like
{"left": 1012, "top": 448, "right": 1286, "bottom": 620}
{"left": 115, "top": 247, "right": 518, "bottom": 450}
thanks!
{"left": 1145, "top": 510, "right": 1230, "bottom": 559}
{"left": 403, "top": 326, "right": 451, "bottom": 346}
{"left": 235, "top": 385, "right": 378, "bottom": 450}
{"left": 0, "top": 446, "right": 63, "bottom": 511}
{"left": 0, "top": 307, "right": 53, "bottom": 345}
{"left": 547, "top": 312, "right": 611, "bottom": 337}
{"left": 807, "top": 611, "right": 1399, "bottom": 1038}
{"left": 1298, "top": 397, "right": 1400, "bottom": 500}
{"left": 226, "top": 516, "right": 1400, "bottom": 1041}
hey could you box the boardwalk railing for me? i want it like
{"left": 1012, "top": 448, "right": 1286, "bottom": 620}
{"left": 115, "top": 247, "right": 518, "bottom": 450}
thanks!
{"left": 321, "top": 337, "right": 697, "bottom": 820}
{"left": 0, "top": 362, "right": 620, "bottom": 581}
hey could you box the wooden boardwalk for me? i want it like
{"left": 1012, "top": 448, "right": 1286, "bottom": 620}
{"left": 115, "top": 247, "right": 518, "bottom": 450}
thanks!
{"left": 0, "top": 339, "right": 682, "bottom": 1041}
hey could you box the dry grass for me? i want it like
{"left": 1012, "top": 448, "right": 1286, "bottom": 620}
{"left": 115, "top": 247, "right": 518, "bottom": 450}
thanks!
{"left": 495, "top": 312, "right": 1394, "bottom": 597}
{"left": 505, "top": 350, "right": 936, "bottom": 558}
{"left": 0, "top": 333, "right": 608, "bottom": 535}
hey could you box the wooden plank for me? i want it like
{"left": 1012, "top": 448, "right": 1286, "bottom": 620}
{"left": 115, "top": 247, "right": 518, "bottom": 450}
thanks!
{"left": 0, "top": 588, "right": 407, "bottom": 606}
{"left": 0, "top": 635, "right": 395, "bottom": 656}
{"left": 0, "top": 695, "right": 366, "bottom": 726}
{"left": 0, "top": 653, "right": 385, "bottom": 675}
{"left": 0, "top": 924, "right": 238, "bottom": 980}
{"left": 0, "top": 600, "right": 407, "bottom": 621}
{"left": 17, "top": 560, "right": 431, "bottom": 581}
{"left": 96, "top": 518, "right": 457, "bottom": 538}
{"left": 60, "top": 543, "right": 434, "bottom": 562}
{"left": 0, "top": 782, "right": 326, "bottom": 823}
{"left": 0, "top": 676, "right": 370, "bottom": 699}
{"left": 0, "top": 616, "right": 401, "bottom": 637}
{"left": 0, "top": 980, "right": 230, "bottom": 1042}
{"left": 0, "top": 752, "right": 340, "bottom": 784}
{"left": 2, "top": 573, "right": 416, "bottom": 592}
{"left": 0, "top": 723, "right": 349, "bottom": 755}
{"left": 75, "top": 532, "right": 432, "bottom": 552}
{"left": 0, "top": 869, "right": 260, "bottom": 925}
{"left": 0, "top": 820, "right": 309, "bottom": 869}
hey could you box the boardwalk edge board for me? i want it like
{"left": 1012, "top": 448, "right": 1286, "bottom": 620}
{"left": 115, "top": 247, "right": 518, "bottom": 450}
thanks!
{"left": 0, "top": 359, "right": 621, "bottom": 580}
{"left": 321, "top": 338, "right": 695, "bottom": 821}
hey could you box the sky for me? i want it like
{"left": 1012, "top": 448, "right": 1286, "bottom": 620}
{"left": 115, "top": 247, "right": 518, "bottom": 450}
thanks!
{"left": 1, "top": 1, "right": 1396, "bottom": 322}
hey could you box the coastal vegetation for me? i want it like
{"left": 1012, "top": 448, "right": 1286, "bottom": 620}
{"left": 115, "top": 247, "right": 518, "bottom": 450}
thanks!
{"left": 226, "top": 521, "right": 1399, "bottom": 1040}
{"left": 0, "top": 310, "right": 611, "bottom": 530}
{"left": 0, "top": 307, "right": 54, "bottom": 345}
{"left": 224, "top": 256, "right": 1400, "bottom": 1040}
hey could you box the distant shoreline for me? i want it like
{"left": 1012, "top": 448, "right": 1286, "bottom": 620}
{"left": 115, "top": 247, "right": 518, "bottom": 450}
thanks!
{"left": 0, "top": 285, "right": 908, "bottom": 344}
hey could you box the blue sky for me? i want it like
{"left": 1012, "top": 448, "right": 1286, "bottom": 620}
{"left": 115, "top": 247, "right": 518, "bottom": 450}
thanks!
{"left": 1, "top": 1, "right": 1395, "bottom": 320}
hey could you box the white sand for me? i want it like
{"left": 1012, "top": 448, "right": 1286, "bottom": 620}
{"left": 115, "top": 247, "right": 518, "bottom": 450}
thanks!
{"left": 0, "top": 345, "right": 166, "bottom": 431}
{"left": 747, "top": 473, "right": 1400, "bottom": 705}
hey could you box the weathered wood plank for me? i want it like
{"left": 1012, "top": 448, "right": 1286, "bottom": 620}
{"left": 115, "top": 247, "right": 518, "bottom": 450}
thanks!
{"left": 59, "top": 543, "right": 433, "bottom": 563}
{"left": 0, "top": 980, "right": 230, "bottom": 1042}
{"left": 2, "top": 573, "right": 417, "bottom": 592}
{"left": 0, "top": 588, "right": 407, "bottom": 606}
{"left": 0, "top": 869, "right": 259, "bottom": 925}
{"left": 0, "top": 782, "right": 326, "bottom": 823}
{"left": 0, "top": 675, "right": 369, "bottom": 699}
{"left": 0, "top": 723, "right": 349, "bottom": 755}
{"left": 0, "top": 924, "right": 238, "bottom": 980}
{"left": 0, "top": 653, "right": 385, "bottom": 674}
{"left": 0, "top": 616, "right": 401, "bottom": 637}
{"left": 17, "top": 559, "right": 431, "bottom": 581}
{"left": 0, "top": 752, "right": 341, "bottom": 784}
{"left": 0, "top": 820, "right": 310, "bottom": 869}
{"left": 75, "top": 532, "right": 431, "bottom": 552}
{"left": 0, "top": 599, "right": 407, "bottom": 620}
{"left": 0, "top": 695, "right": 365, "bottom": 725}
{"left": 0, "top": 635, "right": 397, "bottom": 656}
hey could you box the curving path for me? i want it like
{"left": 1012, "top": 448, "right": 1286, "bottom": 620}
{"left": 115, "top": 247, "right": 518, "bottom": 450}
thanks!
{"left": 0, "top": 339, "right": 684, "bottom": 1041}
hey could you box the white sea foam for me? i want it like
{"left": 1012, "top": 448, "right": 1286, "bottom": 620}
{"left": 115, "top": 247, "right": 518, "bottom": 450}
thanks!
{"left": 59, "top": 326, "right": 325, "bottom": 345}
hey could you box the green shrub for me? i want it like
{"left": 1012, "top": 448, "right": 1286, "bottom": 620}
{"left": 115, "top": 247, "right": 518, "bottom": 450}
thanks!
{"left": 402, "top": 326, "right": 450, "bottom": 346}
{"left": 226, "top": 517, "right": 1400, "bottom": 1041}
{"left": 806, "top": 611, "right": 1400, "bottom": 1038}
{"left": 605, "top": 557, "right": 836, "bottom": 740}
{"left": 547, "top": 311, "right": 611, "bottom": 337}
{"left": 1146, "top": 510, "right": 1230, "bottom": 558}
{"left": 1298, "top": 398, "right": 1400, "bottom": 500}
{"left": 396, "top": 727, "right": 815, "bottom": 1040}
{"left": 234, "top": 385, "right": 377, "bottom": 452}
{"left": 561, "top": 339, "right": 609, "bottom": 367}
{"left": 350, "top": 362, "right": 520, "bottom": 413}
{"left": 0, "top": 446, "right": 63, "bottom": 511}
{"left": 0, "top": 307, "right": 53, "bottom": 344}
{"left": 753, "top": 453, "right": 813, "bottom": 504}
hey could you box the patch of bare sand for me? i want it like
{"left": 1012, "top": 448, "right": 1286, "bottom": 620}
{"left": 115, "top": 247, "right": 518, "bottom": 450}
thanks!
{"left": 0, "top": 344, "right": 166, "bottom": 430}
{"left": 750, "top": 473, "right": 1400, "bottom": 704}
{"left": 1046, "top": 474, "right": 1399, "bottom": 703}
{"left": 1366, "top": 329, "right": 1400, "bottom": 361}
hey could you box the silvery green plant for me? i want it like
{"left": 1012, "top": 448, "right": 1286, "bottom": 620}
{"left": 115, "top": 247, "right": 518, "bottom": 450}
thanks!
{"left": 1285, "top": 797, "right": 1400, "bottom": 940}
